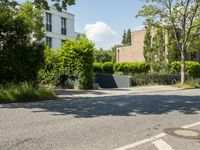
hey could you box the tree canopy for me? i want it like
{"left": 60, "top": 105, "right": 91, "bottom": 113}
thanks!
{"left": 137, "top": 0, "right": 200, "bottom": 83}
{"left": 1, "top": 0, "right": 75, "bottom": 10}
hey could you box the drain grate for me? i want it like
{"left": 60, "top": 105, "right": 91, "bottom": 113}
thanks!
{"left": 165, "top": 128, "right": 200, "bottom": 140}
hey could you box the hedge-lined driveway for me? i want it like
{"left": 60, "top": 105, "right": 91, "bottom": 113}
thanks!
{"left": 1, "top": 87, "right": 200, "bottom": 150}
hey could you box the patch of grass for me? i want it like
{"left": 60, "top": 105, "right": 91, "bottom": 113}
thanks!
{"left": 175, "top": 80, "right": 200, "bottom": 89}
{"left": 0, "top": 83, "right": 56, "bottom": 103}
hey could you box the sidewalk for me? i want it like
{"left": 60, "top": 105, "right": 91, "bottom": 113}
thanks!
{"left": 55, "top": 85, "right": 182, "bottom": 98}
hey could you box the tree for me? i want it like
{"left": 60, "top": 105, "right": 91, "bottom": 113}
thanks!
{"left": 143, "top": 25, "right": 152, "bottom": 63}
{"left": 0, "top": 2, "right": 45, "bottom": 83}
{"left": 137, "top": 0, "right": 200, "bottom": 83}
{"left": 122, "top": 30, "right": 127, "bottom": 45}
{"left": 94, "top": 48, "right": 116, "bottom": 63}
{"left": 1, "top": 0, "right": 75, "bottom": 11}
{"left": 127, "top": 28, "right": 132, "bottom": 46}
{"left": 143, "top": 26, "right": 166, "bottom": 72}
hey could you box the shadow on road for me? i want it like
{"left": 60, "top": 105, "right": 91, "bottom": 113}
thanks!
{"left": 1, "top": 94, "right": 200, "bottom": 118}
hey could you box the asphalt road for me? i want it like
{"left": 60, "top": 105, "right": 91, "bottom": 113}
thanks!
{"left": 1, "top": 88, "right": 200, "bottom": 150}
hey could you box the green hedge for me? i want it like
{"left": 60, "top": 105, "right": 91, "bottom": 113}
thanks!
{"left": 93, "top": 62, "right": 150, "bottom": 75}
{"left": 132, "top": 74, "right": 181, "bottom": 86}
{"left": 93, "top": 63, "right": 103, "bottom": 73}
{"left": 170, "top": 61, "right": 200, "bottom": 79}
{"left": 102, "top": 62, "right": 114, "bottom": 74}
{"left": 114, "top": 62, "right": 150, "bottom": 74}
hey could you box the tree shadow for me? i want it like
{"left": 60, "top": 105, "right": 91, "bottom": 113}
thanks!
{"left": 54, "top": 88, "right": 133, "bottom": 96}
{"left": 1, "top": 94, "right": 200, "bottom": 118}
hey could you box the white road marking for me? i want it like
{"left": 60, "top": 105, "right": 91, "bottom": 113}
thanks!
{"left": 114, "top": 121, "right": 200, "bottom": 150}
{"left": 182, "top": 122, "right": 200, "bottom": 129}
{"left": 114, "top": 133, "right": 166, "bottom": 150}
{"left": 153, "top": 139, "right": 174, "bottom": 150}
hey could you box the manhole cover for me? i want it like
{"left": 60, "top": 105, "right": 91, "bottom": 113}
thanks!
{"left": 165, "top": 128, "right": 200, "bottom": 140}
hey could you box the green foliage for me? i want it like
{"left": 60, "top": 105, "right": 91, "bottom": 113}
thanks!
{"left": 170, "top": 61, "right": 200, "bottom": 79}
{"left": 0, "top": 2, "right": 45, "bottom": 84}
{"left": 94, "top": 48, "right": 114, "bottom": 63}
{"left": 0, "top": 83, "right": 56, "bottom": 103}
{"left": 38, "top": 47, "right": 60, "bottom": 85}
{"left": 102, "top": 62, "right": 114, "bottom": 74}
{"left": 93, "top": 63, "right": 103, "bottom": 73}
{"left": 143, "top": 26, "right": 152, "bottom": 62}
{"left": 126, "top": 29, "right": 132, "bottom": 46}
{"left": 132, "top": 74, "right": 181, "bottom": 86}
{"left": 121, "top": 30, "right": 127, "bottom": 46}
{"left": 58, "top": 35, "right": 94, "bottom": 89}
{"left": 2, "top": 0, "right": 75, "bottom": 11}
{"left": 167, "top": 31, "right": 180, "bottom": 63}
{"left": 121, "top": 29, "right": 132, "bottom": 46}
{"left": 175, "top": 79, "right": 200, "bottom": 89}
{"left": 143, "top": 26, "right": 166, "bottom": 72}
{"left": 114, "top": 62, "right": 150, "bottom": 75}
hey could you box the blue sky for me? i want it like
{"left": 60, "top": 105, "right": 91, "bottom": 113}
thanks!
{"left": 17, "top": 0, "right": 145, "bottom": 49}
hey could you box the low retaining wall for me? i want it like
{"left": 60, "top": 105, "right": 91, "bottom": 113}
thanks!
{"left": 95, "top": 73, "right": 132, "bottom": 88}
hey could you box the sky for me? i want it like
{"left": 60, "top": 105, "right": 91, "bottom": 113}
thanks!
{"left": 17, "top": 0, "right": 145, "bottom": 49}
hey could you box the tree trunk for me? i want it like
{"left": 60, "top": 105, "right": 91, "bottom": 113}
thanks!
{"left": 181, "top": 51, "right": 186, "bottom": 84}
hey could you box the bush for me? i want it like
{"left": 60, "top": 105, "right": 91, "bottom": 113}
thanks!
{"left": 114, "top": 62, "right": 150, "bottom": 75}
{"left": 132, "top": 74, "right": 181, "bottom": 86}
{"left": 58, "top": 35, "right": 94, "bottom": 89}
{"left": 102, "top": 62, "right": 114, "bottom": 74}
{"left": 38, "top": 47, "right": 60, "bottom": 85}
{"left": 93, "top": 63, "right": 103, "bottom": 73}
{"left": 170, "top": 61, "right": 200, "bottom": 79}
{"left": 0, "top": 83, "right": 56, "bottom": 103}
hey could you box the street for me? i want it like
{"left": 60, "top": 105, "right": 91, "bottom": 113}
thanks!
{"left": 1, "top": 87, "right": 200, "bottom": 150}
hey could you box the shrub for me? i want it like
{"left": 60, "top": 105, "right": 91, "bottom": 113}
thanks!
{"left": 114, "top": 62, "right": 150, "bottom": 75}
{"left": 102, "top": 62, "right": 114, "bottom": 74}
{"left": 93, "top": 63, "right": 103, "bottom": 73}
{"left": 132, "top": 74, "right": 181, "bottom": 86}
{"left": 0, "top": 83, "right": 56, "bottom": 103}
{"left": 170, "top": 61, "right": 200, "bottom": 78}
{"left": 38, "top": 47, "right": 60, "bottom": 85}
{"left": 58, "top": 35, "right": 94, "bottom": 89}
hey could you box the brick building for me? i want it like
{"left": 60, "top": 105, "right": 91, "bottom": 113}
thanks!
{"left": 116, "top": 28, "right": 145, "bottom": 62}
{"left": 116, "top": 27, "right": 200, "bottom": 63}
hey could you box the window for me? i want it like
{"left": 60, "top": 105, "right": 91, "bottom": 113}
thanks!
{"left": 46, "top": 37, "right": 52, "bottom": 48}
{"left": 46, "top": 13, "right": 52, "bottom": 32}
{"left": 61, "top": 17, "right": 67, "bottom": 35}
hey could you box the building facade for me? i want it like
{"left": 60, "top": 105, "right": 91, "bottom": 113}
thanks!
{"left": 116, "top": 28, "right": 145, "bottom": 62}
{"left": 116, "top": 27, "right": 200, "bottom": 63}
{"left": 43, "top": 7, "right": 79, "bottom": 50}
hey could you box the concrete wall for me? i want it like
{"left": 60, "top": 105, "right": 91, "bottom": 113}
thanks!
{"left": 43, "top": 7, "right": 77, "bottom": 50}
{"left": 116, "top": 30, "right": 145, "bottom": 62}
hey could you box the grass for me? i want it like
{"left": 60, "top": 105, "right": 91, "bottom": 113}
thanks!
{"left": 0, "top": 83, "right": 56, "bottom": 103}
{"left": 175, "top": 80, "right": 200, "bottom": 89}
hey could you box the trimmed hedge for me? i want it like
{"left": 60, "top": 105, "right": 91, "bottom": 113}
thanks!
{"left": 114, "top": 62, "right": 150, "bottom": 74}
{"left": 132, "top": 74, "right": 181, "bottom": 86}
{"left": 93, "top": 63, "right": 103, "bottom": 73}
{"left": 102, "top": 62, "right": 114, "bottom": 74}
{"left": 93, "top": 62, "right": 150, "bottom": 75}
{"left": 170, "top": 61, "right": 200, "bottom": 79}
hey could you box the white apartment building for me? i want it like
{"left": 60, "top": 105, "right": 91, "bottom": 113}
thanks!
{"left": 43, "top": 7, "right": 79, "bottom": 49}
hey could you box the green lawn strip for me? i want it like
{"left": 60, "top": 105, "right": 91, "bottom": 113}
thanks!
{"left": 0, "top": 84, "right": 56, "bottom": 103}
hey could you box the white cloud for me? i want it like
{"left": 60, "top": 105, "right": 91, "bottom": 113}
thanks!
{"left": 84, "top": 21, "right": 120, "bottom": 49}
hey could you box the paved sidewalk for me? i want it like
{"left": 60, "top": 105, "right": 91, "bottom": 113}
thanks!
{"left": 55, "top": 85, "right": 182, "bottom": 98}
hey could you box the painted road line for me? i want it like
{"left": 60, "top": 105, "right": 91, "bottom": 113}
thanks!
{"left": 153, "top": 139, "right": 174, "bottom": 150}
{"left": 114, "top": 121, "right": 200, "bottom": 150}
{"left": 182, "top": 122, "right": 200, "bottom": 129}
{"left": 114, "top": 133, "right": 166, "bottom": 150}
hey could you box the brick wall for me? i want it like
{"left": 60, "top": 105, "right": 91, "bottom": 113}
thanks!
{"left": 116, "top": 30, "right": 145, "bottom": 62}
